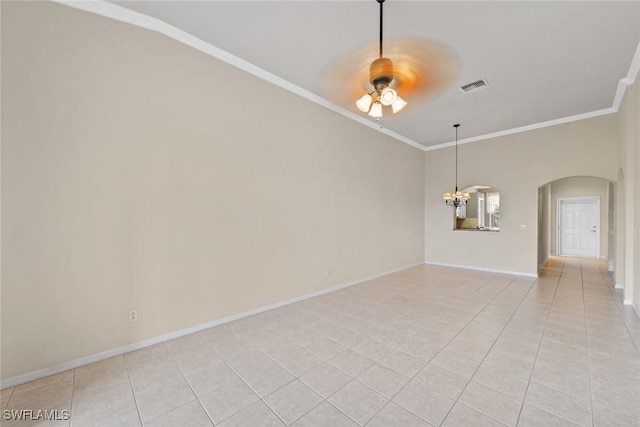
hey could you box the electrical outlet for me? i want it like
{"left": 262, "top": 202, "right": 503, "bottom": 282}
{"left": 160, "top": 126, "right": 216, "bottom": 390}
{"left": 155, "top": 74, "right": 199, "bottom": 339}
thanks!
{"left": 129, "top": 310, "right": 138, "bottom": 322}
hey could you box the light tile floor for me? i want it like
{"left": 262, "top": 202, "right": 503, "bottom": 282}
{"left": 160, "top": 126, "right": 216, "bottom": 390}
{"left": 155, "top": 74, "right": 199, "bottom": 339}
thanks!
{"left": 2, "top": 257, "right": 640, "bottom": 426}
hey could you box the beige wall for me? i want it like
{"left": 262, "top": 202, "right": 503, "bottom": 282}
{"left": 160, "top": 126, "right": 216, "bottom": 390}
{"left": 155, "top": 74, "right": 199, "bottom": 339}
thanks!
{"left": 549, "top": 177, "right": 609, "bottom": 258}
{"left": 1, "top": 3, "right": 425, "bottom": 380}
{"left": 607, "top": 182, "right": 615, "bottom": 272}
{"left": 537, "top": 183, "right": 551, "bottom": 268}
{"left": 635, "top": 84, "right": 640, "bottom": 312}
{"left": 424, "top": 115, "right": 618, "bottom": 275}
{"left": 616, "top": 76, "right": 639, "bottom": 308}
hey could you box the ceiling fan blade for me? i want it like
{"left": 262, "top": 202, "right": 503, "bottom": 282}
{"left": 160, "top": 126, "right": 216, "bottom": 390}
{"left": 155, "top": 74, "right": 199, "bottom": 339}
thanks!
{"left": 323, "top": 38, "right": 459, "bottom": 112}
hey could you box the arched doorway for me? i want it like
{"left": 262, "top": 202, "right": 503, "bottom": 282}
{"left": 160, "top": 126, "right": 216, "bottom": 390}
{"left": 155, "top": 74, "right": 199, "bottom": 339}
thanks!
{"left": 537, "top": 176, "right": 613, "bottom": 272}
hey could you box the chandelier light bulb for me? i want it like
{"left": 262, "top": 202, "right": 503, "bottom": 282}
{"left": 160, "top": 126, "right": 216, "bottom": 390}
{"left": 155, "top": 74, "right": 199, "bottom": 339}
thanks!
{"left": 356, "top": 93, "right": 373, "bottom": 112}
{"left": 379, "top": 87, "right": 397, "bottom": 106}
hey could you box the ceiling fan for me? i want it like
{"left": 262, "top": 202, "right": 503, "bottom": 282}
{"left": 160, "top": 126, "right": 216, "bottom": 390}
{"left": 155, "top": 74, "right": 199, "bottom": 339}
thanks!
{"left": 356, "top": 0, "right": 407, "bottom": 118}
{"left": 324, "top": 0, "right": 458, "bottom": 120}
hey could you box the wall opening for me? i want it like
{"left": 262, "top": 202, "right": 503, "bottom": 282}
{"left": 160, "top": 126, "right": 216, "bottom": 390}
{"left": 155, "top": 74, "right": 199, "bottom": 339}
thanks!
{"left": 537, "top": 176, "right": 613, "bottom": 272}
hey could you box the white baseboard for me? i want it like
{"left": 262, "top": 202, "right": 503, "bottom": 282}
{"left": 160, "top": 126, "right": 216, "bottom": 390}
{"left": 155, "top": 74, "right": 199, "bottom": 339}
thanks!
{"left": 615, "top": 284, "right": 624, "bottom": 290}
{"left": 538, "top": 257, "right": 550, "bottom": 271}
{"left": 424, "top": 261, "right": 537, "bottom": 278}
{"left": 1, "top": 261, "right": 423, "bottom": 390}
{"left": 623, "top": 299, "right": 640, "bottom": 318}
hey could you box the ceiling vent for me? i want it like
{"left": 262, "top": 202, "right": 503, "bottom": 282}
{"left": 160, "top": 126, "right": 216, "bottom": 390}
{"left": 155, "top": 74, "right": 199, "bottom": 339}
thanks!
{"left": 459, "top": 78, "right": 488, "bottom": 94}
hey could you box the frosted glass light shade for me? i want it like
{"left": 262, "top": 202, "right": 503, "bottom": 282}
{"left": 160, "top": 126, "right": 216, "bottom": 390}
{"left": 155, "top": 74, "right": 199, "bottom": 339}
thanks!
{"left": 391, "top": 96, "right": 407, "bottom": 113}
{"left": 356, "top": 93, "right": 373, "bottom": 112}
{"left": 368, "top": 102, "right": 383, "bottom": 118}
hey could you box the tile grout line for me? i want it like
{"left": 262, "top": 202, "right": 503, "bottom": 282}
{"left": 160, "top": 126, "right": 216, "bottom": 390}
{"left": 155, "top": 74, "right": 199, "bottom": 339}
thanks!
{"left": 436, "top": 275, "right": 543, "bottom": 426}
{"left": 586, "top": 258, "right": 640, "bottom": 423}
{"left": 162, "top": 341, "right": 217, "bottom": 427}
{"left": 369, "top": 273, "right": 529, "bottom": 426}
{"left": 322, "top": 273, "right": 508, "bottom": 426}
{"left": 200, "top": 314, "right": 384, "bottom": 425}
{"left": 362, "top": 273, "right": 508, "bottom": 425}
{"left": 68, "top": 368, "right": 75, "bottom": 427}
{"left": 2, "top": 387, "right": 15, "bottom": 412}
{"left": 255, "top": 334, "right": 410, "bottom": 426}
{"left": 510, "top": 261, "right": 596, "bottom": 427}
{"left": 190, "top": 337, "right": 274, "bottom": 425}
{"left": 521, "top": 259, "right": 633, "bottom": 427}
{"left": 594, "top": 259, "right": 640, "bottom": 357}
{"left": 245, "top": 274, "right": 475, "bottom": 426}
{"left": 581, "top": 258, "right": 597, "bottom": 427}
{"left": 522, "top": 401, "right": 583, "bottom": 427}
{"left": 299, "top": 326, "right": 428, "bottom": 424}
{"left": 123, "top": 353, "right": 147, "bottom": 426}
{"left": 514, "top": 258, "right": 565, "bottom": 426}
{"left": 253, "top": 270, "right": 506, "bottom": 426}
{"left": 204, "top": 338, "right": 296, "bottom": 426}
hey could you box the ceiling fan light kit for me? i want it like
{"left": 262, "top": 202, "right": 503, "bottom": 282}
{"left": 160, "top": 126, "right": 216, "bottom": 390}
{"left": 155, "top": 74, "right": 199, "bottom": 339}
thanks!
{"left": 356, "top": 0, "right": 407, "bottom": 119}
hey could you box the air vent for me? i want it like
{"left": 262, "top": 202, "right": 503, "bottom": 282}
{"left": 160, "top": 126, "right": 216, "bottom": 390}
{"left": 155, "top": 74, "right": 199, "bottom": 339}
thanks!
{"left": 459, "top": 78, "right": 488, "bottom": 94}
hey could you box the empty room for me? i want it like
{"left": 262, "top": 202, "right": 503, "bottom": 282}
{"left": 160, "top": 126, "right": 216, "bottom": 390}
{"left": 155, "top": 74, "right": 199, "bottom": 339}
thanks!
{"left": 2, "top": 1, "right": 639, "bottom": 426}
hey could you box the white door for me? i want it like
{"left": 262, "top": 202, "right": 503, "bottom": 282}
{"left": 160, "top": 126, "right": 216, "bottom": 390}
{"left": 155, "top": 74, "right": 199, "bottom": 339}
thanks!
{"left": 559, "top": 197, "right": 599, "bottom": 257}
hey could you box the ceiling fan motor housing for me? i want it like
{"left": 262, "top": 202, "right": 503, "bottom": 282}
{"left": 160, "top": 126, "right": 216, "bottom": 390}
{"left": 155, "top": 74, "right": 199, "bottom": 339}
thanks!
{"left": 370, "top": 57, "right": 394, "bottom": 89}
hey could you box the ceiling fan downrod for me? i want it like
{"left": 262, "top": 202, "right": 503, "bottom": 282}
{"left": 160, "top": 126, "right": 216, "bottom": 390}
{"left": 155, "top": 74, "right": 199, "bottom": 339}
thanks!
{"left": 378, "top": 0, "right": 384, "bottom": 58}
{"left": 370, "top": 0, "right": 393, "bottom": 88}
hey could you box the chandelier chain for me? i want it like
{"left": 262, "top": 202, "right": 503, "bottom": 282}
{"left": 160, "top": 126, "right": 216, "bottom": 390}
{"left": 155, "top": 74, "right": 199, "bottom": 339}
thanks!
{"left": 455, "top": 124, "right": 458, "bottom": 192}
{"left": 443, "top": 123, "right": 468, "bottom": 207}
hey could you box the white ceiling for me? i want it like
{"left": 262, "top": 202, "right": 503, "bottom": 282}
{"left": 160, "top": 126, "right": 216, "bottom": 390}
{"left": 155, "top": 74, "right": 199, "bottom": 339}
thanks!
{"left": 96, "top": 1, "right": 640, "bottom": 149}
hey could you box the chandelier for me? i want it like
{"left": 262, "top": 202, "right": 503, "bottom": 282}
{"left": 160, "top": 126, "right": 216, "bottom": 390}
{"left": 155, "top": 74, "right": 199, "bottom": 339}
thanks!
{"left": 443, "top": 124, "right": 470, "bottom": 207}
{"left": 355, "top": 0, "right": 407, "bottom": 119}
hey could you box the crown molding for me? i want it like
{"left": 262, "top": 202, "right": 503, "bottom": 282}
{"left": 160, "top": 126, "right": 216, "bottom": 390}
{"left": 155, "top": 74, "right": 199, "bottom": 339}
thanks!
{"left": 426, "top": 39, "right": 640, "bottom": 152}
{"left": 52, "top": 0, "right": 426, "bottom": 151}
{"left": 54, "top": 1, "right": 640, "bottom": 153}
{"left": 423, "top": 107, "right": 615, "bottom": 152}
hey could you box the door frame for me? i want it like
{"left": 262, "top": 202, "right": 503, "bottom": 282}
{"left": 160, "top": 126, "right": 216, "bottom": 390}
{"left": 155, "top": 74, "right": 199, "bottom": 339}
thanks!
{"left": 557, "top": 196, "right": 600, "bottom": 257}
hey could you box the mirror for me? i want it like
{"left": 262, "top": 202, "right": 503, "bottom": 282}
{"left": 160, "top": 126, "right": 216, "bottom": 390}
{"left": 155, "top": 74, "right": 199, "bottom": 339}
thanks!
{"left": 454, "top": 185, "right": 500, "bottom": 231}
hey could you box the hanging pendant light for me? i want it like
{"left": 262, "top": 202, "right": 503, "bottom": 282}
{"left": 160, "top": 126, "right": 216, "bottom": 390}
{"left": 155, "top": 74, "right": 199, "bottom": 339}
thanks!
{"left": 443, "top": 124, "right": 470, "bottom": 207}
{"left": 355, "top": 0, "right": 407, "bottom": 119}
